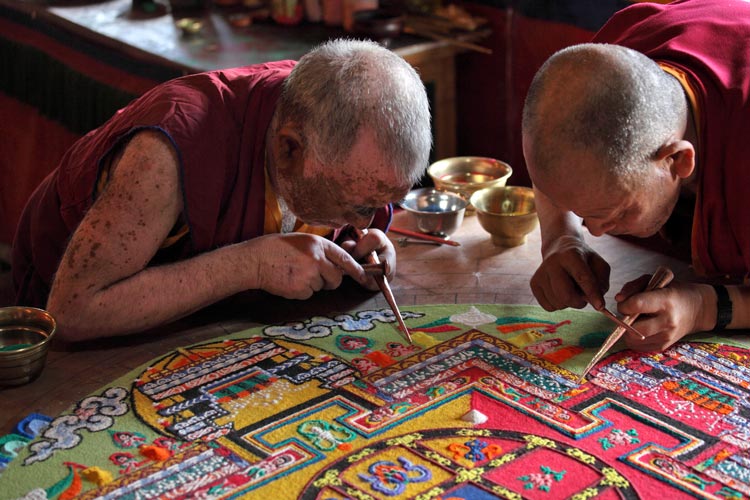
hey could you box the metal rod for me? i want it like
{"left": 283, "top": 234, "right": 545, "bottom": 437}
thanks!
{"left": 354, "top": 228, "right": 413, "bottom": 344}
{"left": 599, "top": 308, "right": 646, "bottom": 340}
{"left": 579, "top": 266, "right": 675, "bottom": 383}
{"left": 397, "top": 237, "right": 442, "bottom": 247}
{"left": 362, "top": 262, "right": 388, "bottom": 276}
{"left": 389, "top": 227, "right": 461, "bottom": 246}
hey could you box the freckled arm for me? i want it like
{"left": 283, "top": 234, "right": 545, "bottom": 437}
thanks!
{"left": 46, "top": 131, "right": 272, "bottom": 341}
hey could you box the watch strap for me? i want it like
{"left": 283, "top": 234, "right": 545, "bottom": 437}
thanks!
{"left": 712, "top": 284, "right": 733, "bottom": 332}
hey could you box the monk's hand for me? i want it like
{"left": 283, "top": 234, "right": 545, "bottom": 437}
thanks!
{"left": 339, "top": 228, "right": 396, "bottom": 290}
{"left": 616, "top": 280, "right": 714, "bottom": 352}
{"left": 250, "top": 233, "right": 368, "bottom": 299}
{"left": 530, "top": 235, "right": 610, "bottom": 311}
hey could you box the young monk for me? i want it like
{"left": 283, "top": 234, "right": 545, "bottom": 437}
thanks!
{"left": 522, "top": 0, "right": 750, "bottom": 351}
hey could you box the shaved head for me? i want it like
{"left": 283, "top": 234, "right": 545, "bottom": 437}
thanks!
{"left": 522, "top": 43, "right": 687, "bottom": 185}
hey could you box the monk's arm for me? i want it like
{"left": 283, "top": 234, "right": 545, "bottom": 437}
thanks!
{"left": 46, "top": 131, "right": 265, "bottom": 341}
{"left": 705, "top": 285, "right": 750, "bottom": 332}
{"left": 533, "top": 186, "right": 586, "bottom": 258}
{"left": 529, "top": 185, "right": 609, "bottom": 310}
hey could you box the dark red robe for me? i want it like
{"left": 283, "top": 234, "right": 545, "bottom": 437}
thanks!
{"left": 593, "top": 0, "right": 750, "bottom": 278}
{"left": 12, "top": 61, "right": 391, "bottom": 306}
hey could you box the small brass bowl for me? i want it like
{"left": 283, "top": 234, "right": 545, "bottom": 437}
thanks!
{"left": 400, "top": 188, "right": 467, "bottom": 237}
{"left": 428, "top": 156, "right": 513, "bottom": 211}
{"left": 470, "top": 186, "right": 538, "bottom": 247}
{"left": 0, "top": 307, "right": 56, "bottom": 386}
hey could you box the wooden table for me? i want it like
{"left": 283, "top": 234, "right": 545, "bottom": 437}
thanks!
{"left": 0, "top": 211, "right": 693, "bottom": 434}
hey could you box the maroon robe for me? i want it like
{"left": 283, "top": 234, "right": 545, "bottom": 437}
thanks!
{"left": 12, "top": 61, "right": 391, "bottom": 307}
{"left": 592, "top": 0, "right": 750, "bottom": 278}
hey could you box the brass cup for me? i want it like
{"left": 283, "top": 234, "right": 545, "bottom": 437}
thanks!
{"left": 428, "top": 156, "right": 512, "bottom": 212}
{"left": 470, "top": 186, "right": 538, "bottom": 247}
{"left": 0, "top": 307, "right": 57, "bottom": 386}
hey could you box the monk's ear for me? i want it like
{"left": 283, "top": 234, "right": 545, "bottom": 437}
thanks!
{"left": 654, "top": 140, "right": 695, "bottom": 179}
{"left": 274, "top": 124, "right": 305, "bottom": 165}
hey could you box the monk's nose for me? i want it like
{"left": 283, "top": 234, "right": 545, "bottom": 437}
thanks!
{"left": 585, "top": 219, "right": 614, "bottom": 236}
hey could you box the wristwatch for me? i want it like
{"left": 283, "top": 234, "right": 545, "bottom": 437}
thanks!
{"left": 712, "top": 285, "right": 733, "bottom": 332}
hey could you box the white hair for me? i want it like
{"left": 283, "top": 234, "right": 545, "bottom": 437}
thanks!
{"left": 274, "top": 39, "right": 432, "bottom": 185}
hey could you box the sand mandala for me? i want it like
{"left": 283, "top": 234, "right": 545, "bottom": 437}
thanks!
{"left": 3, "top": 304, "right": 750, "bottom": 499}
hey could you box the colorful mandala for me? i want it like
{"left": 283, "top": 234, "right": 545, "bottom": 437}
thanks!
{"left": 3, "top": 305, "right": 750, "bottom": 500}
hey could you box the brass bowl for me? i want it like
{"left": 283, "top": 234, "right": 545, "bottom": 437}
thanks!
{"left": 0, "top": 307, "right": 56, "bottom": 386}
{"left": 470, "top": 186, "right": 538, "bottom": 247}
{"left": 428, "top": 156, "right": 513, "bottom": 211}
{"left": 399, "top": 188, "right": 467, "bottom": 237}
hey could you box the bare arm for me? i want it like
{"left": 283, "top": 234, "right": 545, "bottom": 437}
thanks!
{"left": 529, "top": 186, "right": 610, "bottom": 311}
{"left": 534, "top": 185, "right": 586, "bottom": 257}
{"left": 48, "top": 131, "right": 370, "bottom": 341}
{"left": 48, "top": 130, "right": 237, "bottom": 340}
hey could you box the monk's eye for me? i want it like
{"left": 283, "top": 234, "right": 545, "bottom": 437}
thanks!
{"left": 354, "top": 206, "right": 377, "bottom": 217}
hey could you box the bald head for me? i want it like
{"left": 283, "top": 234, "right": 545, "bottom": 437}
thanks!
{"left": 522, "top": 43, "right": 687, "bottom": 184}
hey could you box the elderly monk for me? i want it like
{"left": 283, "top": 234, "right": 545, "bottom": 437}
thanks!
{"left": 12, "top": 39, "right": 431, "bottom": 341}
{"left": 522, "top": 0, "right": 750, "bottom": 352}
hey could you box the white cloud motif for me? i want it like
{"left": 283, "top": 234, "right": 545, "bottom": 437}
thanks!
{"left": 24, "top": 387, "right": 129, "bottom": 465}
{"left": 263, "top": 309, "right": 424, "bottom": 340}
{"left": 13, "top": 488, "right": 47, "bottom": 500}
{"left": 450, "top": 306, "right": 497, "bottom": 327}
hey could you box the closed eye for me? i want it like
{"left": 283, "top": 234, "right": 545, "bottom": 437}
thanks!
{"left": 354, "top": 206, "right": 377, "bottom": 217}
